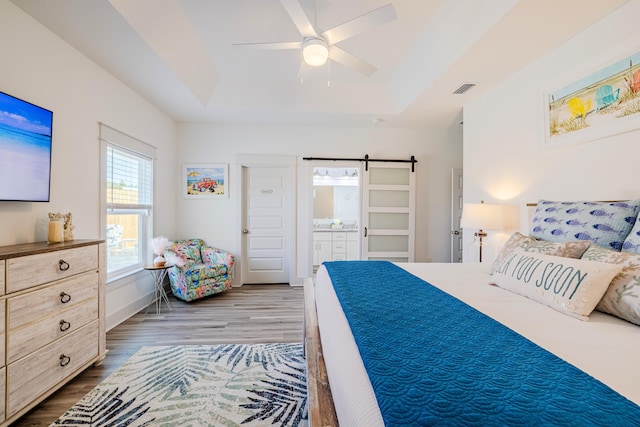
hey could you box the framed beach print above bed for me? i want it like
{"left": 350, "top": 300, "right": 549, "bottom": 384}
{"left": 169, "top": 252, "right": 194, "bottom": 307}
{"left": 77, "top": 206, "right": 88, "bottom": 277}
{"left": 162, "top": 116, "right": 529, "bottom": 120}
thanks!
{"left": 183, "top": 163, "right": 228, "bottom": 199}
{"left": 542, "top": 41, "right": 640, "bottom": 150}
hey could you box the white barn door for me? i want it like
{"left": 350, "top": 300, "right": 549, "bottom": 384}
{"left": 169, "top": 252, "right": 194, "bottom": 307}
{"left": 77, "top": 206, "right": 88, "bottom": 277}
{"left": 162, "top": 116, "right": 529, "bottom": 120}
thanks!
{"left": 362, "top": 163, "right": 416, "bottom": 262}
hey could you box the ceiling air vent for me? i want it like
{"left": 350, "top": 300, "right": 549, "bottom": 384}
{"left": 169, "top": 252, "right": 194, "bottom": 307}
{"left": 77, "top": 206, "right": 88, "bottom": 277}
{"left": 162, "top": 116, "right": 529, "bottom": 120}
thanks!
{"left": 453, "top": 83, "right": 476, "bottom": 94}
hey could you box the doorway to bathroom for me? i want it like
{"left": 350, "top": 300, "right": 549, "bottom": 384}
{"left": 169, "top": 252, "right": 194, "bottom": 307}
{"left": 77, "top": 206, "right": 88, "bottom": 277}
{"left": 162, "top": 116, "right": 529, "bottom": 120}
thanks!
{"left": 312, "top": 166, "right": 361, "bottom": 271}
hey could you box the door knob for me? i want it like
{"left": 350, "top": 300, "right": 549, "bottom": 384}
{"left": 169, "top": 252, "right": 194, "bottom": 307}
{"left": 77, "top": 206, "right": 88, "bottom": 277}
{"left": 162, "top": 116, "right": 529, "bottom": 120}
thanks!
{"left": 243, "top": 228, "right": 249, "bottom": 234}
{"left": 451, "top": 230, "right": 460, "bottom": 235}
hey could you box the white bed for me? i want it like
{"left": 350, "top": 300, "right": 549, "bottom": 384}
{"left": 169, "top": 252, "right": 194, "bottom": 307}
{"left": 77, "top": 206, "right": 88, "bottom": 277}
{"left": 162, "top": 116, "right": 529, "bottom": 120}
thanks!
{"left": 311, "top": 262, "right": 640, "bottom": 426}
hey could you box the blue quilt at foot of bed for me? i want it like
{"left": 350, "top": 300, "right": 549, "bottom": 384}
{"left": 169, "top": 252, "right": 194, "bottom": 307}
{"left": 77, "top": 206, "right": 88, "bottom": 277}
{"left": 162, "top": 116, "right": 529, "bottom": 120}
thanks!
{"left": 323, "top": 260, "right": 640, "bottom": 426}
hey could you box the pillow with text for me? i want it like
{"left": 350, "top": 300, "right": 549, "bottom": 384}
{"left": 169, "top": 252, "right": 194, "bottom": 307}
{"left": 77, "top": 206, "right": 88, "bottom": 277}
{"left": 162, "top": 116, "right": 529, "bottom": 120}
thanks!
{"left": 492, "top": 249, "right": 622, "bottom": 320}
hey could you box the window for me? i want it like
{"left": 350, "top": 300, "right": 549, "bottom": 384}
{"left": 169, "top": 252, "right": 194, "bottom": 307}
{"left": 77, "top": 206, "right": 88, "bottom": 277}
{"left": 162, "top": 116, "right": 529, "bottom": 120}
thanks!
{"left": 100, "top": 124, "right": 154, "bottom": 280}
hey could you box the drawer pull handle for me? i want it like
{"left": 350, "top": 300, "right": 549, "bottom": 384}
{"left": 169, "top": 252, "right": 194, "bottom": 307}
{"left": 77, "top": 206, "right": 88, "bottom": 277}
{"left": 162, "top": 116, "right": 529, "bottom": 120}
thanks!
{"left": 59, "top": 319, "right": 71, "bottom": 332}
{"left": 59, "top": 259, "right": 70, "bottom": 271}
{"left": 60, "top": 292, "right": 71, "bottom": 304}
{"left": 59, "top": 354, "right": 71, "bottom": 367}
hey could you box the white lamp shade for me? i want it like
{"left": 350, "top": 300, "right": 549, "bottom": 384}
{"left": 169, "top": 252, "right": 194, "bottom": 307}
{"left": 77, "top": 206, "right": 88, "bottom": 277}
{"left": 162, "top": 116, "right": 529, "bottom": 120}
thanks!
{"left": 460, "top": 203, "right": 504, "bottom": 230}
{"left": 303, "top": 39, "right": 329, "bottom": 66}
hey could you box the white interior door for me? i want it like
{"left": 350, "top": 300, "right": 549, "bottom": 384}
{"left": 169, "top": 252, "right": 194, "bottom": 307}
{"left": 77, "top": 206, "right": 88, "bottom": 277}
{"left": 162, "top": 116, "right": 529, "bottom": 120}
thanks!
{"left": 451, "top": 168, "right": 463, "bottom": 262}
{"left": 362, "top": 163, "right": 415, "bottom": 262}
{"left": 242, "top": 166, "right": 290, "bottom": 284}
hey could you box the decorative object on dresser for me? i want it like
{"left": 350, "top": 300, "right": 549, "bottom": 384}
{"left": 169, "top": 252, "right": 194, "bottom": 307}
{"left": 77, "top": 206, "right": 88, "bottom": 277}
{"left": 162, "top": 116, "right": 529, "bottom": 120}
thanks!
{"left": 47, "top": 212, "right": 65, "bottom": 244}
{"left": 63, "top": 212, "right": 74, "bottom": 241}
{"left": 0, "top": 239, "right": 106, "bottom": 426}
{"left": 47, "top": 211, "right": 75, "bottom": 243}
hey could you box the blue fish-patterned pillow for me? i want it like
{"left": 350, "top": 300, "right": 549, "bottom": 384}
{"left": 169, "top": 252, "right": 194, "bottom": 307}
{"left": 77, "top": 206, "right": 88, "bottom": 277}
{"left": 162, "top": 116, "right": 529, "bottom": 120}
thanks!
{"left": 622, "top": 216, "right": 640, "bottom": 254}
{"left": 530, "top": 199, "right": 640, "bottom": 251}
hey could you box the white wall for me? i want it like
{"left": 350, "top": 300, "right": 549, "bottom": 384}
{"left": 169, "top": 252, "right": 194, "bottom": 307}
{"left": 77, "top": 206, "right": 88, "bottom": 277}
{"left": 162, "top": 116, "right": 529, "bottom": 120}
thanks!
{"left": 176, "top": 122, "right": 463, "bottom": 282}
{"left": 0, "top": 2, "right": 178, "bottom": 329}
{"left": 1, "top": 1, "right": 463, "bottom": 324}
{"left": 462, "top": 1, "right": 640, "bottom": 264}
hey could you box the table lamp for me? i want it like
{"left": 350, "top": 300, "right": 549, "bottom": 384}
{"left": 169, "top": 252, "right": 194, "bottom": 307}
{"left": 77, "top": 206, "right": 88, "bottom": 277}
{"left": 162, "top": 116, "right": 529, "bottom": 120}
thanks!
{"left": 460, "top": 200, "right": 503, "bottom": 262}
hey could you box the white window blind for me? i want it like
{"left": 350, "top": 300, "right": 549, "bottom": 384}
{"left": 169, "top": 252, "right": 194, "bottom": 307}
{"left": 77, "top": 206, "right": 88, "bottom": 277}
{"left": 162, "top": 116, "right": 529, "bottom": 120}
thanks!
{"left": 100, "top": 123, "right": 155, "bottom": 279}
{"left": 106, "top": 145, "right": 152, "bottom": 212}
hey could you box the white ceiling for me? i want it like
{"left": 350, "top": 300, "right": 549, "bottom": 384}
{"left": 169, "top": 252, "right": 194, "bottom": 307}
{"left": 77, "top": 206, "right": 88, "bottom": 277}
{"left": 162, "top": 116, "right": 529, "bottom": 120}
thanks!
{"left": 11, "top": 0, "right": 630, "bottom": 128}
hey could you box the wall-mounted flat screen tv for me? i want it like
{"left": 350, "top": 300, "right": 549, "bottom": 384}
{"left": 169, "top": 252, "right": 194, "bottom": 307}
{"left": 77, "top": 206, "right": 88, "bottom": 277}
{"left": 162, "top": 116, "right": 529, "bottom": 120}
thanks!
{"left": 0, "top": 90, "right": 53, "bottom": 202}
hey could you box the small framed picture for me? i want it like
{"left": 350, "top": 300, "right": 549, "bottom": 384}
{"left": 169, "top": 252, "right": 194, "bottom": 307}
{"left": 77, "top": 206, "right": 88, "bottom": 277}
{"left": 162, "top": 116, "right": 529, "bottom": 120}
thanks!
{"left": 183, "top": 163, "right": 228, "bottom": 199}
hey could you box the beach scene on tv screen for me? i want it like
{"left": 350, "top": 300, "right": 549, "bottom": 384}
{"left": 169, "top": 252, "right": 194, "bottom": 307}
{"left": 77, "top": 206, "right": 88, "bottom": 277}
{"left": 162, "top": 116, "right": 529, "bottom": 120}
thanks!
{"left": 0, "top": 92, "right": 52, "bottom": 202}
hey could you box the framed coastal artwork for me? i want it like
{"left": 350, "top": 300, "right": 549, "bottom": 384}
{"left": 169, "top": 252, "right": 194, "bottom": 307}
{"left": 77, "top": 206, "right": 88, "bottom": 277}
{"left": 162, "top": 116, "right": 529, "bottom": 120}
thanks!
{"left": 543, "top": 46, "right": 640, "bottom": 149}
{"left": 183, "top": 163, "right": 228, "bottom": 199}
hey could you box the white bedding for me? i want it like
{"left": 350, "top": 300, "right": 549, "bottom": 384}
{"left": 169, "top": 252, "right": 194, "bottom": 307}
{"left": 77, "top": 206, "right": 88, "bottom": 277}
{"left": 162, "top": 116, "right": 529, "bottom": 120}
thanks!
{"left": 315, "top": 262, "right": 640, "bottom": 426}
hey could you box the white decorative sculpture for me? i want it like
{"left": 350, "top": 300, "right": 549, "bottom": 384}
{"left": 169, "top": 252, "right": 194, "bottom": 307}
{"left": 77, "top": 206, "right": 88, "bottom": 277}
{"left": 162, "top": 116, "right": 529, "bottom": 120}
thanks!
{"left": 63, "top": 212, "right": 74, "bottom": 241}
{"left": 152, "top": 236, "right": 170, "bottom": 267}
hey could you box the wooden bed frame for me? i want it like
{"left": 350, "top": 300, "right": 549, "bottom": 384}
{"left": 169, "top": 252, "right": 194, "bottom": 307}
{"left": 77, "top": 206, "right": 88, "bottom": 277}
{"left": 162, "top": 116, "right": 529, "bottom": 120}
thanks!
{"left": 304, "top": 279, "right": 338, "bottom": 427}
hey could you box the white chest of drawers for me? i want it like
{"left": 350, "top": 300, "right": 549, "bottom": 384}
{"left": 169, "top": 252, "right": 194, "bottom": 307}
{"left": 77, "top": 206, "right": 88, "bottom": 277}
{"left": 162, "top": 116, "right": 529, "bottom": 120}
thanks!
{"left": 0, "top": 239, "right": 106, "bottom": 424}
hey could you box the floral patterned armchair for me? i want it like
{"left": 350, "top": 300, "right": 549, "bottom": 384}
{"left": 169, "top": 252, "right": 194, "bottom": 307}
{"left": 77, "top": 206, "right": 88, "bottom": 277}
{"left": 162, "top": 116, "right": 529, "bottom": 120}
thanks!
{"left": 163, "top": 239, "right": 234, "bottom": 301}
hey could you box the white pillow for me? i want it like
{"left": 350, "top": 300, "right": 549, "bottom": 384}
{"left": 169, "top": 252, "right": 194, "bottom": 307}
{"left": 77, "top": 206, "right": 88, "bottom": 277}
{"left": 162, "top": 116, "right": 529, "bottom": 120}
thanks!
{"left": 581, "top": 245, "right": 640, "bottom": 325}
{"left": 491, "top": 249, "right": 622, "bottom": 320}
{"left": 490, "top": 232, "right": 591, "bottom": 274}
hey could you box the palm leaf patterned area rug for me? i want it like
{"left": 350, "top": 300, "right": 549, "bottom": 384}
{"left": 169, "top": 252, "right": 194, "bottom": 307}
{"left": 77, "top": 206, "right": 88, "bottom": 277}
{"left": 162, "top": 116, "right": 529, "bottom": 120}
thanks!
{"left": 51, "top": 343, "right": 308, "bottom": 427}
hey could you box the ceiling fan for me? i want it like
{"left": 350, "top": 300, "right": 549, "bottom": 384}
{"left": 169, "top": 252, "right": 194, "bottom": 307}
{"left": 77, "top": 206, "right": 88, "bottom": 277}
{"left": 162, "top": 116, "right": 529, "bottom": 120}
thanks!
{"left": 233, "top": 0, "right": 397, "bottom": 78}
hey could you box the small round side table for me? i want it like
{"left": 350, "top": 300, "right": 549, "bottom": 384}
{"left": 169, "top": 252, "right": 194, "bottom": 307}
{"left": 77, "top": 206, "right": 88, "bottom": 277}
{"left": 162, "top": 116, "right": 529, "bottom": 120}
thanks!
{"left": 144, "top": 264, "right": 173, "bottom": 314}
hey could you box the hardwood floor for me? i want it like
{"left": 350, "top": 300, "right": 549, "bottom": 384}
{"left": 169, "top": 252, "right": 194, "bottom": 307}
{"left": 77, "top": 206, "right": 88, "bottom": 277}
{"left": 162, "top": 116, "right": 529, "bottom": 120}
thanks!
{"left": 15, "top": 284, "right": 305, "bottom": 426}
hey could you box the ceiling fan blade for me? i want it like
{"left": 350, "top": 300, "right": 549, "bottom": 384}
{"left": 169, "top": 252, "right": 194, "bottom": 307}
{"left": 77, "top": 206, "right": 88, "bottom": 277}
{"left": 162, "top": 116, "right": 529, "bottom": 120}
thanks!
{"left": 280, "top": 0, "right": 318, "bottom": 38}
{"left": 329, "top": 46, "right": 376, "bottom": 77}
{"left": 233, "top": 41, "right": 303, "bottom": 50}
{"left": 322, "top": 3, "right": 397, "bottom": 45}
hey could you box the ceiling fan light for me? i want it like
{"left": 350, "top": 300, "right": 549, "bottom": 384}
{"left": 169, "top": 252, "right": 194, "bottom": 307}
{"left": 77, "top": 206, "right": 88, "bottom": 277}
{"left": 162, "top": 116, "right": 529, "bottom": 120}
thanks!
{"left": 303, "top": 39, "right": 329, "bottom": 66}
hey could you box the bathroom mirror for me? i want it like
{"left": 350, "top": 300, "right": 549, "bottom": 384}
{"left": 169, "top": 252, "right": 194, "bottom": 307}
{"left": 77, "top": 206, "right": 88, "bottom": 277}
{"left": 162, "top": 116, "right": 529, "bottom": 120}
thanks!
{"left": 312, "top": 167, "right": 360, "bottom": 227}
